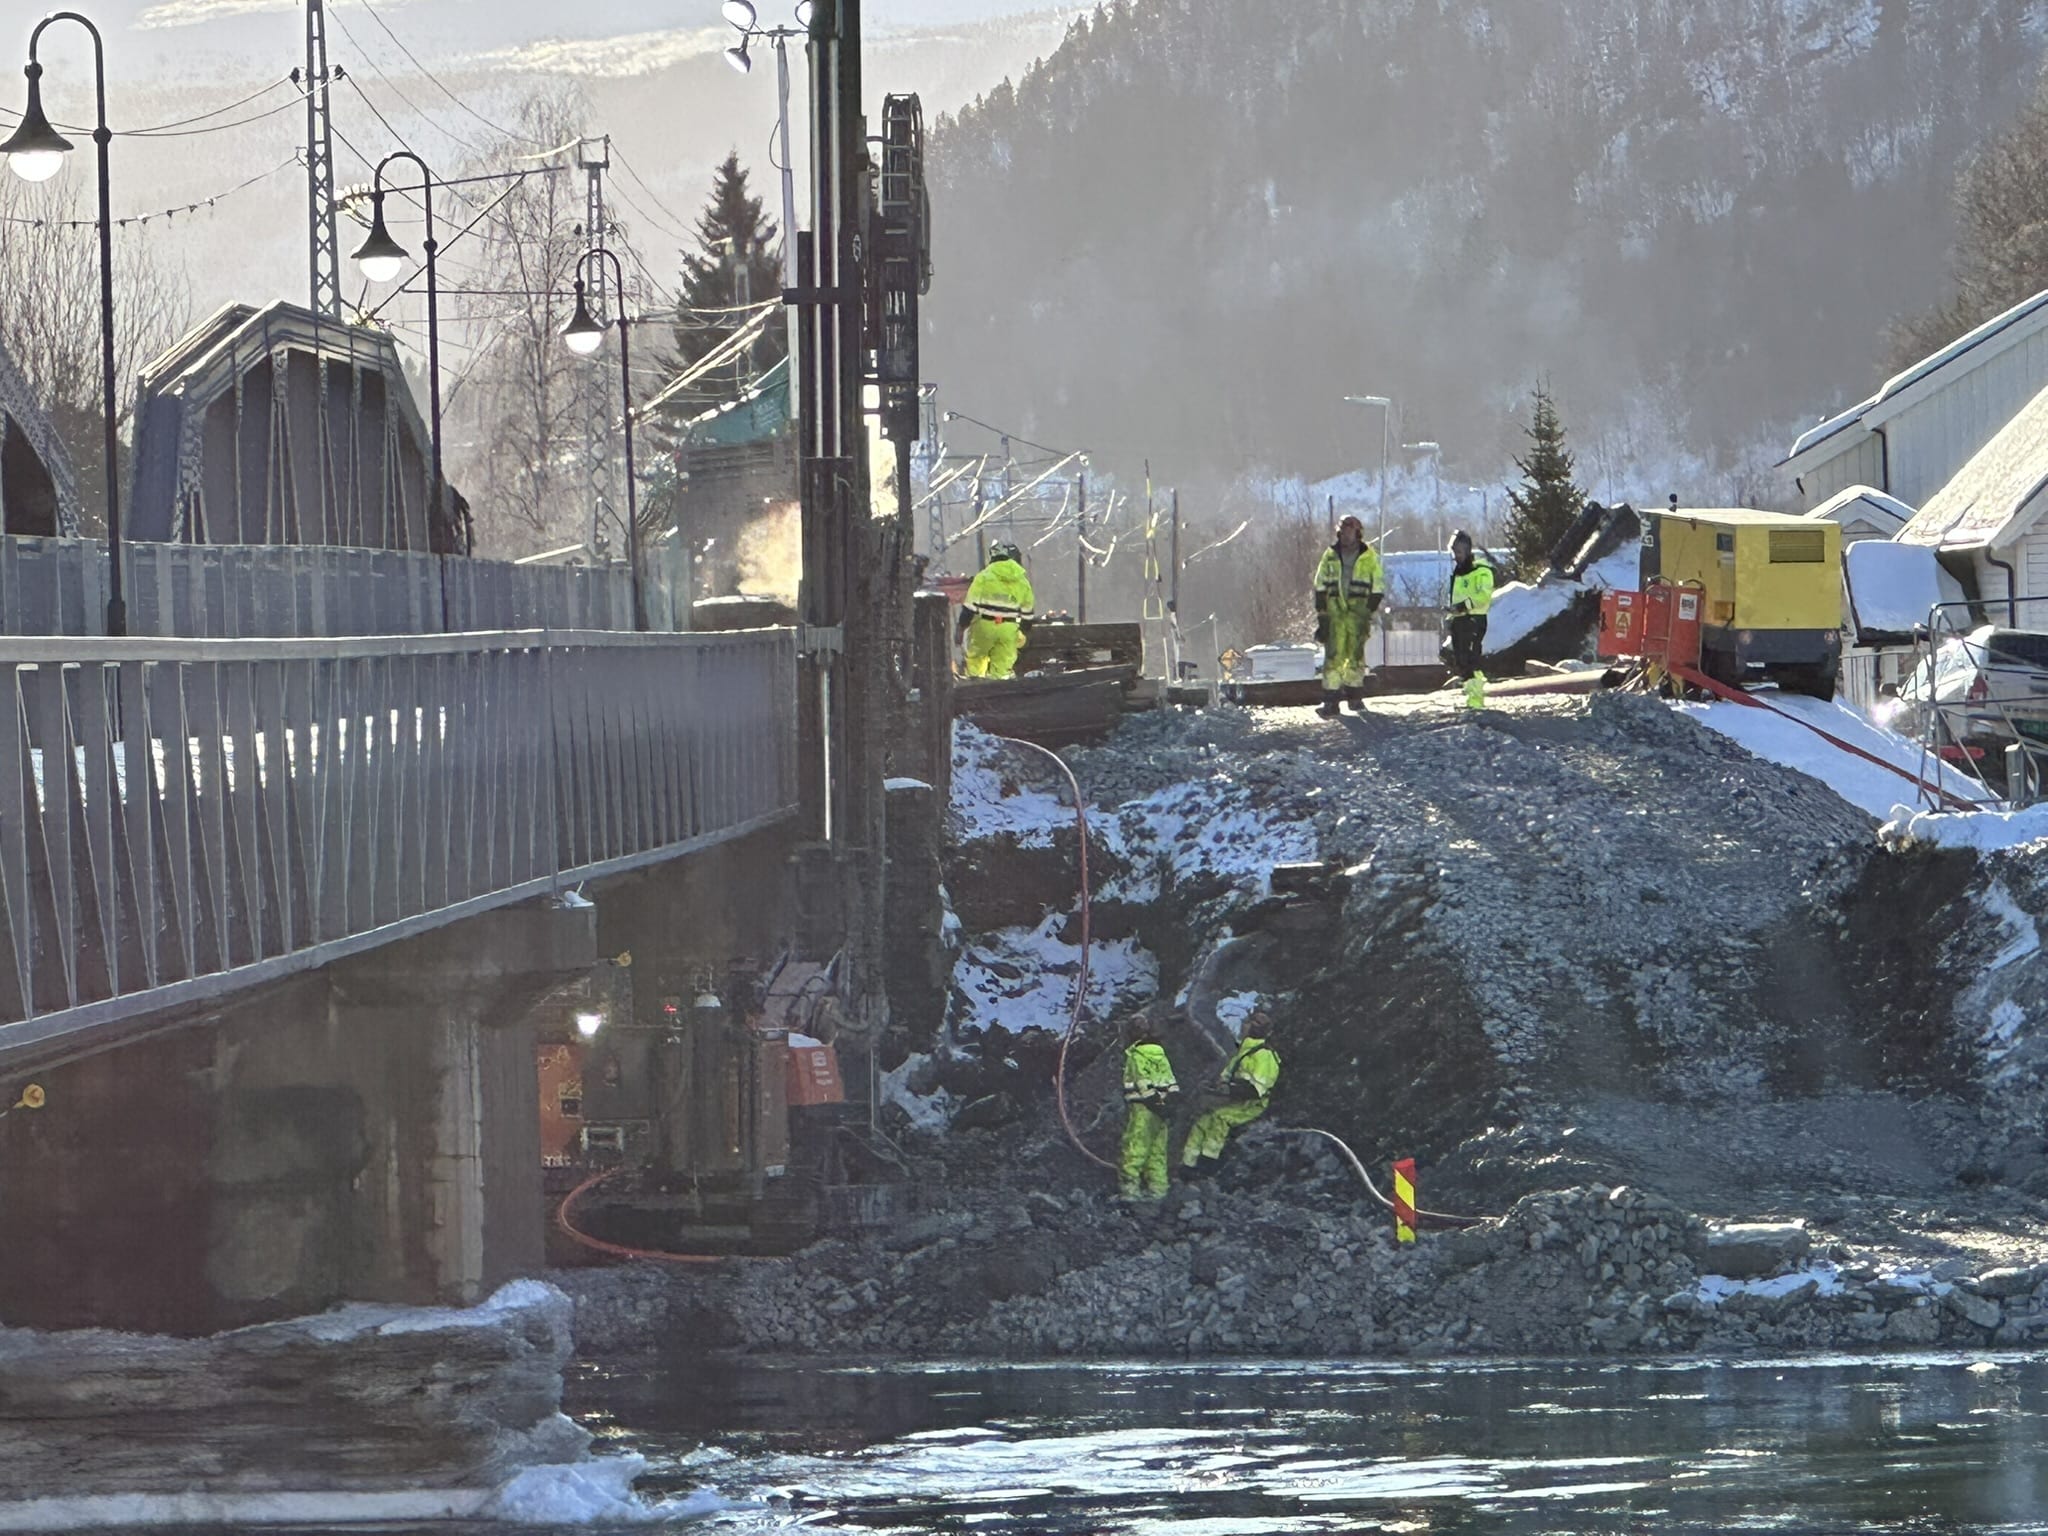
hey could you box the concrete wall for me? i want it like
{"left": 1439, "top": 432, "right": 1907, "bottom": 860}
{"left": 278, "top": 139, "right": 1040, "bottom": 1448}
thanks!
{"left": 0, "top": 903, "right": 592, "bottom": 1335}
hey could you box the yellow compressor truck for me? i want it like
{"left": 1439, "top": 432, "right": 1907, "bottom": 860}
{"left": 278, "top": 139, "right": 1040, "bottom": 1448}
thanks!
{"left": 1642, "top": 508, "right": 1844, "bottom": 698}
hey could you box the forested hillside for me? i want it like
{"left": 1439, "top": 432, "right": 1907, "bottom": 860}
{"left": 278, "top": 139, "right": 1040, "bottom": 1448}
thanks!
{"left": 926, "top": 0, "right": 2048, "bottom": 483}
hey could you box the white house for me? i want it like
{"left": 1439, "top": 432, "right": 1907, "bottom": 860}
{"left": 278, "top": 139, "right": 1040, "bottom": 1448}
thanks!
{"left": 1894, "top": 379, "right": 2048, "bottom": 629}
{"left": 1805, "top": 485, "right": 1913, "bottom": 545}
{"left": 1779, "top": 289, "right": 2048, "bottom": 511}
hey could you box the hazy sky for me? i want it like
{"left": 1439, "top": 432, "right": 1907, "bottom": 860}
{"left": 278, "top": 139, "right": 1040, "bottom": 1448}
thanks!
{"left": 30, "top": 1, "right": 1048, "bottom": 82}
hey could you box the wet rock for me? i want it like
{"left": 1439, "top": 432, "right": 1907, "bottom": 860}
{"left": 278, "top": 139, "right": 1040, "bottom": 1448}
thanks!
{"left": 1968, "top": 1264, "right": 2047, "bottom": 1300}
{"left": 1883, "top": 1303, "right": 1941, "bottom": 1345}
{"left": 1942, "top": 1288, "right": 2002, "bottom": 1331}
{"left": 1695, "top": 1223, "right": 1809, "bottom": 1280}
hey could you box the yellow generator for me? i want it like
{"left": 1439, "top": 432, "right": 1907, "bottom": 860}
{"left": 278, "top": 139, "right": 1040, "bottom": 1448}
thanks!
{"left": 1641, "top": 508, "right": 1844, "bottom": 698}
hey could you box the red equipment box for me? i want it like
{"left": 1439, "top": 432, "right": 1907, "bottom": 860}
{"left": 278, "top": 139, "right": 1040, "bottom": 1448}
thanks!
{"left": 786, "top": 1041, "right": 847, "bottom": 1107}
{"left": 1596, "top": 583, "right": 1703, "bottom": 670}
{"left": 1597, "top": 589, "right": 1641, "bottom": 659}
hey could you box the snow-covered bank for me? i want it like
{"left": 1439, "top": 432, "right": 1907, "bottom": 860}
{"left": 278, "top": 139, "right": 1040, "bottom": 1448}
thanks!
{"left": 1679, "top": 693, "right": 1992, "bottom": 820}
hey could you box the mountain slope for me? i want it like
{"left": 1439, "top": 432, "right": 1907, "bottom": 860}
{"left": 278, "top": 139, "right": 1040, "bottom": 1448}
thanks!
{"left": 925, "top": 0, "right": 2048, "bottom": 485}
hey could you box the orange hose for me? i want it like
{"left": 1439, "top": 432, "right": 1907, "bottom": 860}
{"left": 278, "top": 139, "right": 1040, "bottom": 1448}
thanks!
{"left": 994, "top": 735, "right": 1115, "bottom": 1172}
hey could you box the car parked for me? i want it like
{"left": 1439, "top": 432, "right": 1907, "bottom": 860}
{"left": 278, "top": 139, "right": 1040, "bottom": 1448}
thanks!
{"left": 1893, "top": 624, "right": 2048, "bottom": 782}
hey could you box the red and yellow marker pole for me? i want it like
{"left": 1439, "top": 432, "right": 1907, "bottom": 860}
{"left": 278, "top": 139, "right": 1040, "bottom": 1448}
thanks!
{"left": 1393, "top": 1158, "right": 1417, "bottom": 1244}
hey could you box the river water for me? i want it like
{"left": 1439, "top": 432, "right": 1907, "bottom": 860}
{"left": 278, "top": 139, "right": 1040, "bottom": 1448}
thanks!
{"left": 568, "top": 1352, "right": 2048, "bottom": 1534}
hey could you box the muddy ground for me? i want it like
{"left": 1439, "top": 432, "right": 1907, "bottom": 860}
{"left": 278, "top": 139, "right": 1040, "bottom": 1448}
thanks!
{"left": 560, "top": 691, "right": 2048, "bottom": 1361}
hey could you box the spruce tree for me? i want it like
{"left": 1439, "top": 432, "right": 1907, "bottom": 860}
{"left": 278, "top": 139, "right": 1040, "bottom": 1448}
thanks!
{"left": 671, "top": 151, "right": 786, "bottom": 406}
{"left": 1502, "top": 385, "right": 1586, "bottom": 576}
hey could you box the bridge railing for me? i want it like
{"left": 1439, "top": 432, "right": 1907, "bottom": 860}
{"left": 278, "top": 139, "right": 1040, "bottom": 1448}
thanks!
{"left": 0, "top": 627, "right": 798, "bottom": 1052}
{"left": 0, "top": 537, "right": 640, "bottom": 638}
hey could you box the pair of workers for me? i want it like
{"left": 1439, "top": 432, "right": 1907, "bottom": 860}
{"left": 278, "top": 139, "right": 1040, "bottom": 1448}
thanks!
{"left": 1118, "top": 1015, "right": 1281, "bottom": 1202}
{"left": 956, "top": 541, "right": 1036, "bottom": 679}
{"left": 1311, "top": 521, "right": 1497, "bottom": 714}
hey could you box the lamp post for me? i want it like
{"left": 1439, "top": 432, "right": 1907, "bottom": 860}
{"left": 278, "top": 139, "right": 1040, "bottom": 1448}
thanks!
{"left": 1404, "top": 440, "right": 1443, "bottom": 548}
{"left": 722, "top": 2, "right": 807, "bottom": 424}
{"left": 352, "top": 150, "right": 456, "bottom": 555}
{"left": 1343, "top": 394, "right": 1392, "bottom": 558}
{"left": 4, "top": 12, "right": 126, "bottom": 634}
{"left": 563, "top": 248, "right": 646, "bottom": 631}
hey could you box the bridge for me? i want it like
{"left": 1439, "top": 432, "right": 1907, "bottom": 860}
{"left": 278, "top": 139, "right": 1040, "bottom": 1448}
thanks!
{"left": 0, "top": 538, "right": 796, "bottom": 1069}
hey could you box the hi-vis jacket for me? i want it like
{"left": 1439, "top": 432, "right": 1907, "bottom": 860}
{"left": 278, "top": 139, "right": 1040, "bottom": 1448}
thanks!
{"left": 1122, "top": 1042, "right": 1178, "bottom": 1107}
{"left": 1313, "top": 546, "right": 1386, "bottom": 611}
{"left": 1448, "top": 561, "right": 1495, "bottom": 617}
{"left": 965, "top": 559, "right": 1036, "bottom": 623}
{"left": 1219, "top": 1035, "right": 1280, "bottom": 1102}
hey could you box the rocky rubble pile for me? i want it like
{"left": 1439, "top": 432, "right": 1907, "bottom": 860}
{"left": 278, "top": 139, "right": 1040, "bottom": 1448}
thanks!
{"left": 557, "top": 1151, "right": 2048, "bottom": 1362}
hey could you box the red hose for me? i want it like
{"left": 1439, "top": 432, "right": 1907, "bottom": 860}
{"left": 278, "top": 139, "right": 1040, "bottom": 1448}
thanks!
{"left": 1674, "top": 665, "right": 1982, "bottom": 813}
{"left": 554, "top": 1168, "right": 779, "bottom": 1265}
{"left": 993, "top": 735, "right": 1115, "bottom": 1171}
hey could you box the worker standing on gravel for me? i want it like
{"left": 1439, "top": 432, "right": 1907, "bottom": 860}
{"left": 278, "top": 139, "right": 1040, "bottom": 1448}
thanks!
{"left": 957, "top": 542, "right": 1037, "bottom": 679}
{"left": 1119, "top": 1017, "right": 1180, "bottom": 1202}
{"left": 1312, "top": 516, "right": 1385, "bottom": 718}
{"left": 1445, "top": 530, "right": 1495, "bottom": 683}
{"left": 1181, "top": 1019, "right": 1281, "bottom": 1176}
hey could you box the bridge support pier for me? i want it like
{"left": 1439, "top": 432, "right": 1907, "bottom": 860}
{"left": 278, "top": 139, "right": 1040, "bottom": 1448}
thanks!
{"left": 0, "top": 901, "right": 594, "bottom": 1334}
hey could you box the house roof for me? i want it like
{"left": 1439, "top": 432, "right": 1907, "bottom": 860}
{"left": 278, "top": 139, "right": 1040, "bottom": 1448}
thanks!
{"left": 1896, "top": 380, "right": 2048, "bottom": 551}
{"left": 1780, "top": 287, "right": 2048, "bottom": 469}
{"left": 1806, "top": 484, "right": 1914, "bottom": 533}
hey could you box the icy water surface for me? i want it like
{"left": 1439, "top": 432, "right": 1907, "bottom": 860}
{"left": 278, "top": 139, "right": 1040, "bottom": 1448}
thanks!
{"left": 577, "top": 1352, "right": 2048, "bottom": 1534}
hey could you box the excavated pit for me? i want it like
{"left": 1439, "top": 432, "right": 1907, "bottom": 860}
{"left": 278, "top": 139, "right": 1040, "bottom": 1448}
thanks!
{"left": 562, "top": 693, "right": 2048, "bottom": 1362}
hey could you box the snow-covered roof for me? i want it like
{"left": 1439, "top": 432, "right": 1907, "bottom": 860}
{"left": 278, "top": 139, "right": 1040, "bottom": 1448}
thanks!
{"left": 1896, "top": 381, "right": 2048, "bottom": 552}
{"left": 1842, "top": 539, "right": 1965, "bottom": 640}
{"left": 1806, "top": 484, "right": 1913, "bottom": 534}
{"left": 1781, "top": 288, "right": 2048, "bottom": 469}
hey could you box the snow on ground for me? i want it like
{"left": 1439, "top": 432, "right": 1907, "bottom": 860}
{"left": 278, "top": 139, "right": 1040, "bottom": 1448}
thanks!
{"left": 1214, "top": 990, "right": 1263, "bottom": 1037}
{"left": 1484, "top": 548, "right": 1638, "bottom": 654}
{"left": 1097, "top": 779, "right": 1319, "bottom": 902}
{"left": 1882, "top": 803, "right": 2048, "bottom": 854}
{"left": 950, "top": 723, "right": 1069, "bottom": 846}
{"left": 948, "top": 913, "right": 1159, "bottom": 1036}
{"left": 881, "top": 1053, "right": 956, "bottom": 1132}
{"left": 1692, "top": 1264, "right": 1953, "bottom": 1307}
{"left": 1678, "top": 693, "right": 1993, "bottom": 821}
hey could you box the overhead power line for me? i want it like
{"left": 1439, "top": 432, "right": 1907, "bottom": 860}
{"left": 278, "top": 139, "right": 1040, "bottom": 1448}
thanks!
{"left": 352, "top": 0, "right": 539, "bottom": 147}
{"left": 0, "top": 75, "right": 304, "bottom": 136}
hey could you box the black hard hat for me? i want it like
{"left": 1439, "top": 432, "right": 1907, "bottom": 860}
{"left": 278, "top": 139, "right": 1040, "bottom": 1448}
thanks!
{"left": 989, "top": 541, "right": 1023, "bottom": 564}
{"left": 1449, "top": 529, "right": 1474, "bottom": 550}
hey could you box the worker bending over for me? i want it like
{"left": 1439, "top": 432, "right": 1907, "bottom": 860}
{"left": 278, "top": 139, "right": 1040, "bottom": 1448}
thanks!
{"left": 957, "top": 541, "right": 1036, "bottom": 679}
{"left": 1181, "top": 1017, "right": 1280, "bottom": 1176}
{"left": 1446, "top": 530, "right": 1495, "bottom": 682}
{"left": 1119, "top": 1017, "right": 1179, "bottom": 1202}
{"left": 1312, "top": 516, "right": 1385, "bottom": 718}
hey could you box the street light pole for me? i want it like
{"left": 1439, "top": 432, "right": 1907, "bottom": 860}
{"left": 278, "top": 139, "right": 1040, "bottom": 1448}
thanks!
{"left": 563, "top": 248, "right": 646, "bottom": 631}
{"left": 4, "top": 11, "right": 126, "bottom": 634}
{"left": 1343, "top": 394, "right": 1392, "bottom": 557}
{"left": 352, "top": 150, "right": 456, "bottom": 555}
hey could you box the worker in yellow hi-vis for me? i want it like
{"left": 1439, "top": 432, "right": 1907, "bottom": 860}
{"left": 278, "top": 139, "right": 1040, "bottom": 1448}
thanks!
{"left": 1181, "top": 1018, "right": 1280, "bottom": 1176}
{"left": 1446, "top": 530, "right": 1495, "bottom": 685}
{"left": 957, "top": 541, "right": 1037, "bottom": 679}
{"left": 1119, "top": 1016, "right": 1179, "bottom": 1202}
{"left": 1312, "top": 516, "right": 1385, "bottom": 718}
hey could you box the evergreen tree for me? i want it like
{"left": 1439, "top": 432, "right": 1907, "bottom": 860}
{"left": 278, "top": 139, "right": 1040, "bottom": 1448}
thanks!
{"left": 672, "top": 151, "right": 786, "bottom": 407}
{"left": 1502, "top": 385, "right": 1586, "bottom": 576}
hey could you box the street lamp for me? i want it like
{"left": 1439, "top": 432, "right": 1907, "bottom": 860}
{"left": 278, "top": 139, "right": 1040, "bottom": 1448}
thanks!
{"left": 722, "top": 5, "right": 807, "bottom": 421}
{"left": 560, "top": 248, "right": 646, "bottom": 631}
{"left": 352, "top": 151, "right": 456, "bottom": 554}
{"left": 4, "top": 12, "right": 128, "bottom": 634}
{"left": 1343, "top": 394, "right": 1392, "bottom": 557}
{"left": 1404, "top": 440, "right": 1443, "bottom": 548}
